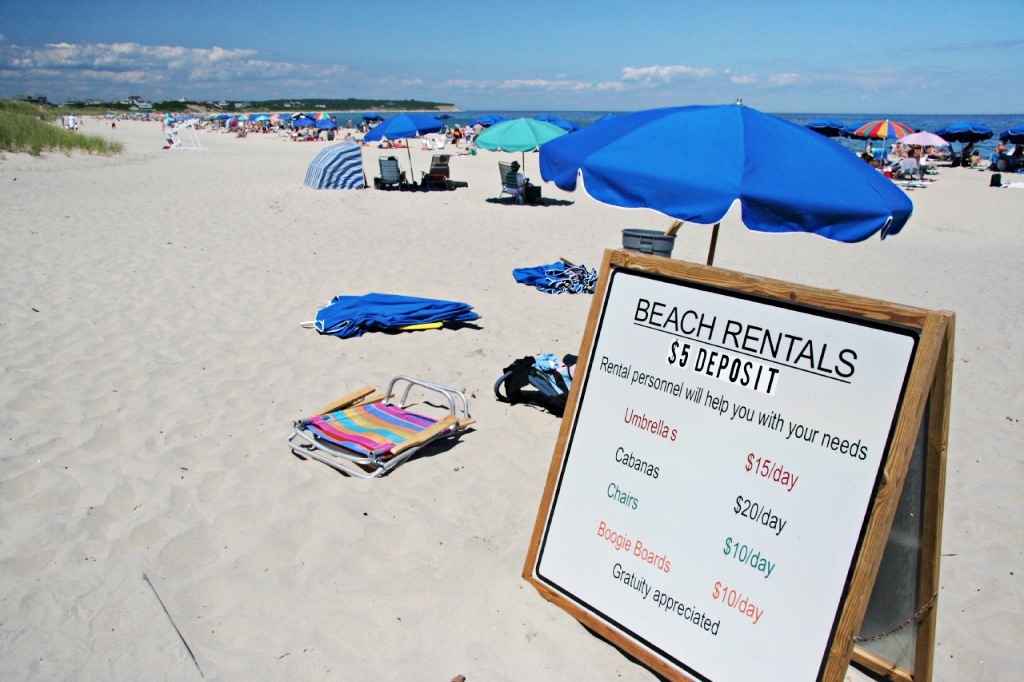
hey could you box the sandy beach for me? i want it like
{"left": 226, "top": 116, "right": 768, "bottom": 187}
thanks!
{"left": 1, "top": 119, "right": 1022, "bottom": 681}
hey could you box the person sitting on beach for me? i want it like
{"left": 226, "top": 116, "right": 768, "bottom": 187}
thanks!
{"left": 1006, "top": 145, "right": 1023, "bottom": 171}
{"left": 860, "top": 152, "right": 879, "bottom": 168}
{"left": 506, "top": 161, "right": 530, "bottom": 203}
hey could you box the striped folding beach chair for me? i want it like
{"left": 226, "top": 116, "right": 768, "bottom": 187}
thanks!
{"left": 287, "top": 376, "right": 473, "bottom": 478}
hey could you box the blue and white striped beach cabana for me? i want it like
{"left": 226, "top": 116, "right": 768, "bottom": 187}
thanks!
{"left": 304, "top": 142, "right": 365, "bottom": 189}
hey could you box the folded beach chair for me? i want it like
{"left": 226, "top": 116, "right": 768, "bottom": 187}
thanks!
{"left": 287, "top": 375, "right": 473, "bottom": 478}
{"left": 421, "top": 154, "right": 451, "bottom": 189}
{"left": 374, "top": 156, "right": 408, "bottom": 190}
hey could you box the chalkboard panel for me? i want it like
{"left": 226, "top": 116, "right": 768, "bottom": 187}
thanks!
{"left": 524, "top": 251, "right": 952, "bottom": 682}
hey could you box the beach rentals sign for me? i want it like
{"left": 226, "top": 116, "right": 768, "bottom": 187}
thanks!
{"left": 524, "top": 250, "right": 953, "bottom": 682}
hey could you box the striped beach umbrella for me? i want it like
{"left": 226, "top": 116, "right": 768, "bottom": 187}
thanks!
{"left": 851, "top": 119, "right": 913, "bottom": 140}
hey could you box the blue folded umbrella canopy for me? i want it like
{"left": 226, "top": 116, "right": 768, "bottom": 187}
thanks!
{"left": 512, "top": 261, "right": 598, "bottom": 294}
{"left": 314, "top": 293, "right": 479, "bottom": 338}
{"left": 539, "top": 104, "right": 913, "bottom": 245}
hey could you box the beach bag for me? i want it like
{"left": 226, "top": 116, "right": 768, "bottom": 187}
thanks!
{"left": 990, "top": 173, "right": 1002, "bottom": 187}
{"left": 494, "top": 354, "right": 577, "bottom": 417}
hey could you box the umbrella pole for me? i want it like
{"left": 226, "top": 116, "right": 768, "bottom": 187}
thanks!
{"left": 706, "top": 223, "right": 720, "bottom": 266}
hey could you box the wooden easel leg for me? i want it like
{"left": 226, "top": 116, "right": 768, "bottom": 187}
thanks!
{"left": 707, "top": 223, "right": 721, "bottom": 266}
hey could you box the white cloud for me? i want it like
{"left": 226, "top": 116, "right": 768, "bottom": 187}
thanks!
{"left": 621, "top": 65, "right": 717, "bottom": 84}
{"left": 498, "top": 78, "right": 592, "bottom": 91}
{"left": 0, "top": 40, "right": 347, "bottom": 99}
{"left": 444, "top": 79, "right": 490, "bottom": 90}
{"left": 767, "top": 72, "right": 801, "bottom": 87}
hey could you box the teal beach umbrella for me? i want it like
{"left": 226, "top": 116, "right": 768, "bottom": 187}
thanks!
{"left": 474, "top": 118, "right": 567, "bottom": 170}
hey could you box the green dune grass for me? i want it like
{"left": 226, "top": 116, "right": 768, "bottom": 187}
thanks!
{"left": 0, "top": 100, "right": 123, "bottom": 156}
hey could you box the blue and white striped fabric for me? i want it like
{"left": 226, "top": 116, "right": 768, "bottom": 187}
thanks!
{"left": 303, "top": 142, "right": 365, "bottom": 189}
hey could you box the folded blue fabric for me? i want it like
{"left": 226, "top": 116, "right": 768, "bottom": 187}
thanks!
{"left": 513, "top": 261, "right": 597, "bottom": 294}
{"left": 315, "top": 292, "right": 479, "bottom": 338}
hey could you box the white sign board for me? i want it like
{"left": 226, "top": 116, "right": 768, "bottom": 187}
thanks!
{"left": 531, "top": 266, "right": 919, "bottom": 681}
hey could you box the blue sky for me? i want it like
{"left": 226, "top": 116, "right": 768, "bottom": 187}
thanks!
{"left": 1, "top": 0, "right": 1021, "bottom": 114}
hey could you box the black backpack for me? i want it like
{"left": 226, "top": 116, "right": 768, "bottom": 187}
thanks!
{"left": 494, "top": 354, "right": 577, "bottom": 417}
{"left": 990, "top": 173, "right": 1002, "bottom": 187}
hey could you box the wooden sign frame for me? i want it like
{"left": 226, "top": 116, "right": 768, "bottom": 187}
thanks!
{"left": 523, "top": 250, "right": 952, "bottom": 682}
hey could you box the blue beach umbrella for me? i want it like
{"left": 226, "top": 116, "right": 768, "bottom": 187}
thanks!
{"left": 933, "top": 121, "right": 993, "bottom": 158}
{"left": 806, "top": 118, "right": 847, "bottom": 138}
{"left": 535, "top": 115, "right": 579, "bottom": 132}
{"left": 539, "top": 104, "right": 913, "bottom": 264}
{"left": 841, "top": 120, "right": 870, "bottom": 138}
{"left": 361, "top": 113, "right": 443, "bottom": 142}
{"left": 472, "top": 114, "right": 506, "bottom": 127}
{"left": 998, "top": 125, "right": 1024, "bottom": 144}
{"left": 362, "top": 113, "right": 444, "bottom": 174}
{"left": 933, "top": 121, "right": 992, "bottom": 144}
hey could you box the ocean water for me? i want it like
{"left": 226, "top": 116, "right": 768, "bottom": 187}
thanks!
{"left": 442, "top": 110, "right": 1023, "bottom": 158}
